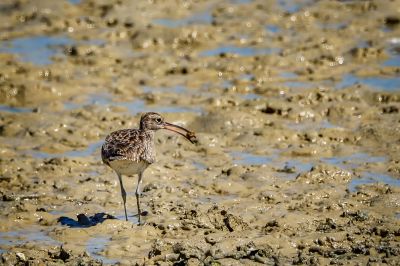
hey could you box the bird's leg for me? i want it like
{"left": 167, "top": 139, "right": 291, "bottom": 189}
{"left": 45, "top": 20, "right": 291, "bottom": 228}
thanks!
{"left": 117, "top": 173, "right": 128, "bottom": 221}
{"left": 135, "top": 171, "right": 144, "bottom": 225}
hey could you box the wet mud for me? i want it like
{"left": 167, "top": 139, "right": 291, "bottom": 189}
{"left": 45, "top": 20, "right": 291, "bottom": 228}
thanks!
{"left": 0, "top": 0, "right": 399, "bottom": 265}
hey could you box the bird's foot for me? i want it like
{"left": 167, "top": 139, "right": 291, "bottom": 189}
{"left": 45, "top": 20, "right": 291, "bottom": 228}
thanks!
{"left": 133, "top": 210, "right": 148, "bottom": 217}
{"left": 134, "top": 210, "right": 149, "bottom": 226}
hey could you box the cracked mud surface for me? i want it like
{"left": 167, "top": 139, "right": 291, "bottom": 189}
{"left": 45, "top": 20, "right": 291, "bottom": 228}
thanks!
{"left": 0, "top": 0, "right": 399, "bottom": 265}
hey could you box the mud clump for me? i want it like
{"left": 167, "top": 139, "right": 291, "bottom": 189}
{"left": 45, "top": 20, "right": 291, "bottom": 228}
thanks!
{"left": 148, "top": 232, "right": 278, "bottom": 265}
{"left": 296, "top": 164, "right": 353, "bottom": 184}
{"left": 1, "top": 246, "right": 101, "bottom": 266}
{"left": 201, "top": 206, "right": 249, "bottom": 232}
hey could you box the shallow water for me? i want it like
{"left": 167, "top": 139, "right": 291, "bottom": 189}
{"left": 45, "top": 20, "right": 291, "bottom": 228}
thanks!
{"left": 286, "top": 120, "right": 339, "bottom": 130}
{"left": 336, "top": 73, "right": 400, "bottom": 91}
{"left": 154, "top": 11, "right": 213, "bottom": 28}
{"left": 0, "top": 35, "right": 103, "bottom": 65}
{"left": 0, "top": 105, "right": 32, "bottom": 113}
{"left": 230, "top": 149, "right": 390, "bottom": 182}
{"left": 0, "top": 35, "right": 73, "bottom": 65}
{"left": 64, "top": 92, "right": 202, "bottom": 115}
{"left": 197, "top": 194, "right": 239, "bottom": 204}
{"left": 278, "top": 0, "right": 314, "bottom": 13}
{"left": 200, "top": 45, "right": 281, "bottom": 57}
{"left": 119, "top": 99, "right": 203, "bottom": 115}
{"left": 265, "top": 25, "right": 281, "bottom": 34}
{"left": 320, "top": 153, "right": 387, "bottom": 170}
{"left": 348, "top": 172, "right": 400, "bottom": 192}
{"left": 30, "top": 141, "right": 103, "bottom": 159}
{"left": 230, "top": 0, "right": 253, "bottom": 4}
{"left": 86, "top": 236, "right": 119, "bottom": 265}
{"left": 230, "top": 151, "right": 276, "bottom": 166}
{"left": 278, "top": 73, "right": 400, "bottom": 92}
{"left": 0, "top": 229, "right": 59, "bottom": 247}
{"left": 275, "top": 159, "right": 314, "bottom": 179}
{"left": 142, "top": 85, "right": 188, "bottom": 94}
{"left": 241, "top": 93, "right": 261, "bottom": 100}
{"left": 383, "top": 54, "right": 400, "bottom": 67}
{"left": 384, "top": 38, "right": 400, "bottom": 67}
{"left": 318, "top": 22, "right": 348, "bottom": 30}
{"left": 64, "top": 93, "right": 113, "bottom": 110}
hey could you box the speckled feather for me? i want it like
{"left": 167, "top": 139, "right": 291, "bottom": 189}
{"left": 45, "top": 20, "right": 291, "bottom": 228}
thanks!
{"left": 101, "top": 128, "right": 156, "bottom": 165}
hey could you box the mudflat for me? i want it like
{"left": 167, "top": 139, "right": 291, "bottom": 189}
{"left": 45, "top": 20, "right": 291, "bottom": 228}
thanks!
{"left": 0, "top": 0, "right": 399, "bottom": 265}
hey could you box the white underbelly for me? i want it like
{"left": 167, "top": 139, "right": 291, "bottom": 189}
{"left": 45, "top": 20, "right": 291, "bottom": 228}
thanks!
{"left": 108, "top": 160, "right": 149, "bottom": 176}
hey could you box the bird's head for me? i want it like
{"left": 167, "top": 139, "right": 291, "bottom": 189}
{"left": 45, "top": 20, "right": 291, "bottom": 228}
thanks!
{"left": 139, "top": 112, "right": 197, "bottom": 143}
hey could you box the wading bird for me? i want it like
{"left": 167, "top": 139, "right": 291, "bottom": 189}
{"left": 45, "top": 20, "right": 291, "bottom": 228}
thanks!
{"left": 101, "top": 112, "right": 196, "bottom": 224}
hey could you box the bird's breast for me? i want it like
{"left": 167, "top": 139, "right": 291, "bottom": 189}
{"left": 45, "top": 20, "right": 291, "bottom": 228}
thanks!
{"left": 108, "top": 160, "right": 150, "bottom": 176}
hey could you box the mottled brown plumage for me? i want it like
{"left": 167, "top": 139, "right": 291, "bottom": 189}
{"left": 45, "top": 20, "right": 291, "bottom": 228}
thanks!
{"left": 101, "top": 112, "right": 196, "bottom": 224}
{"left": 102, "top": 129, "right": 156, "bottom": 165}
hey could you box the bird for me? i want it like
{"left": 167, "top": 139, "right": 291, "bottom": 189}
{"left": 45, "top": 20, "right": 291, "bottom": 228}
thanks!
{"left": 101, "top": 112, "right": 196, "bottom": 224}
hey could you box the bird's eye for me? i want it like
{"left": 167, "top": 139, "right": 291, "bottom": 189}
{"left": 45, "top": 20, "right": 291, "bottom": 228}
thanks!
{"left": 156, "top": 118, "right": 162, "bottom": 123}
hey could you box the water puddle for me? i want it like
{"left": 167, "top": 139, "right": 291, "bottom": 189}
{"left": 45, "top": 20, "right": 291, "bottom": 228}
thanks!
{"left": 64, "top": 93, "right": 113, "bottom": 110}
{"left": 278, "top": 0, "right": 314, "bottom": 13}
{"left": 197, "top": 194, "right": 238, "bottom": 204}
{"left": 384, "top": 39, "right": 400, "bottom": 67}
{"left": 0, "top": 35, "right": 103, "bottom": 65}
{"left": 266, "top": 25, "right": 281, "bottom": 34}
{"left": 0, "top": 229, "right": 59, "bottom": 248}
{"left": 231, "top": 151, "right": 276, "bottom": 165}
{"left": 0, "top": 104, "right": 32, "bottom": 113}
{"left": 283, "top": 80, "right": 316, "bottom": 88}
{"left": 277, "top": 52, "right": 399, "bottom": 92}
{"left": 193, "top": 161, "right": 207, "bottom": 171}
{"left": 384, "top": 52, "right": 400, "bottom": 67}
{"left": 278, "top": 71, "right": 324, "bottom": 89}
{"left": 142, "top": 85, "right": 187, "bottom": 94}
{"left": 283, "top": 78, "right": 339, "bottom": 89}
{"left": 113, "top": 213, "right": 140, "bottom": 223}
{"left": 276, "top": 71, "right": 399, "bottom": 91}
{"left": 336, "top": 73, "right": 400, "bottom": 92}
{"left": 348, "top": 172, "right": 400, "bottom": 192}
{"left": 220, "top": 79, "right": 260, "bottom": 99}
{"left": 238, "top": 73, "right": 255, "bottom": 81}
{"left": 69, "top": 0, "right": 81, "bottom": 4}
{"left": 230, "top": 0, "right": 253, "bottom": 4}
{"left": 0, "top": 35, "right": 73, "bottom": 65}
{"left": 320, "top": 153, "right": 386, "bottom": 170}
{"left": 87, "top": 236, "right": 119, "bottom": 265}
{"left": 118, "top": 99, "right": 202, "bottom": 114}
{"left": 65, "top": 92, "right": 202, "bottom": 114}
{"left": 31, "top": 141, "right": 103, "bottom": 159}
{"left": 275, "top": 159, "right": 314, "bottom": 179}
{"left": 223, "top": 149, "right": 387, "bottom": 184}
{"left": 200, "top": 45, "right": 281, "bottom": 57}
{"left": 241, "top": 93, "right": 261, "bottom": 100}
{"left": 230, "top": 150, "right": 315, "bottom": 179}
{"left": 280, "top": 71, "right": 298, "bottom": 79}
{"left": 153, "top": 11, "right": 212, "bottom": 28}
{"left": 286, "top": 120, "right": 338, "bottom": 131}
{"left": 318, "top": 22, "right": 347, "bottom": 30}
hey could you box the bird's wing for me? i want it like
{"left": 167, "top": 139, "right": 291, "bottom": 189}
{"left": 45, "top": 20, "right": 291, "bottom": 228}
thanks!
{"left": 101, "top": 129, "right": 154, "bottom": 164}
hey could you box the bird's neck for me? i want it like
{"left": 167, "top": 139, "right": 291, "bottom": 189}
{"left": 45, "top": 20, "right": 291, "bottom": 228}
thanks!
{"left": 141, "top": 129, "right": 155, "bottom": 139}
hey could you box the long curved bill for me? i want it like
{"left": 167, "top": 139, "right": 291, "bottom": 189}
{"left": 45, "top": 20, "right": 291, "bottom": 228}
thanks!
{"left": 163, "top": 122, "right": 197, "bottom": 144}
